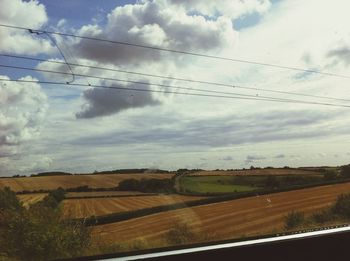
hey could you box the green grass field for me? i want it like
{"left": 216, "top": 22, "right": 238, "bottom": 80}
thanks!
{"left": 179, "top": 175, "right": 324, "bottom": 195}
{"left": 179, "top": 176, "right": 259, "bottom": 194}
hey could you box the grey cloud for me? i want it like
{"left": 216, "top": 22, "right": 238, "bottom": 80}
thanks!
{"left": 76, "top": 81, "right": 161, "bottom": 118}
{"left": 327, "top": 47, "right": 350, "bottom": 66}
{"left": 245, "top": 155, "right": 266, "bottom": 164}
{"left": 221, "top": 156, "right": 233, "bottom": 161}
{"left": 70, "top": 109, "right": 346, "bottom": 148}
{"left": 274, "top": 154, "right": 285, "bottom": 159}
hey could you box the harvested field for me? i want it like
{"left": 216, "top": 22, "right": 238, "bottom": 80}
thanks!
{"left": 66, "top": 191, "right": 151, "bottom": 198}
{"left": 0, "top": 173, "right": 174, "bottom": 192}
{"left": 190, "top": 168, "right": 322, "bottom": 176}
{"left": 92, "top": 182, "right": 350, "bottom": 245}
{"left": 17, "top": 193, "right": 47, "bottom": 207}
{"left": 63, "top": 194, "right": 205, "bottom": 219}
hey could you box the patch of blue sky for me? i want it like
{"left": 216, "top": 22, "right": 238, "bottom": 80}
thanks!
{"left": 234, "top": 0, "right": 283, "bottom": 30}
{"left": 40, "top": 0, "right": 136, "bottom": 29}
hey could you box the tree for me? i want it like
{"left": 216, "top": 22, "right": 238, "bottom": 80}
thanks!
{"left": 0, "top": 187, "right": 90, "bottom": 260}
{"left": 340, "top": 164, "right": 350, "bottom": 178}
{"left": 324, "top": 169, "right": 337, "bottom": 180}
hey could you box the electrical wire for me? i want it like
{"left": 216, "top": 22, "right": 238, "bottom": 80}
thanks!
{"left": 1, "top": 23, "right": 350, "bottom": 80}
{"left": 1, "top": 53, "right": 349, "bottom": 103}
{"left": 1, "top": 77, "right": 350, "bottom": 109}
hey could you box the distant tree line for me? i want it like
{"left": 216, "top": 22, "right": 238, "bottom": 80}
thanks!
{"left": 93, "top": 169, "right": 170, "bottom": 175}
{"left": 30, "top": 171, "right": 72, "bottom": 177}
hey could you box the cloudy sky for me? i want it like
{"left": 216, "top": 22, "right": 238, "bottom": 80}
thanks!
{"left": 1, "top": 0, "right": 350, "bottom": 176}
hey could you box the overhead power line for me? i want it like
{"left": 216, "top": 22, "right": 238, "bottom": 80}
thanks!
{"left": 1, "top": 23, "right": 350, "bottom": 80}
{"left": 1, "top": 78, "right": 350, "bottom": 109}
{"left": 1, "top": 53, "right": 349, "bottom": 103}
{"left": 1, "top": 63, "right": 326, "bottom": 103}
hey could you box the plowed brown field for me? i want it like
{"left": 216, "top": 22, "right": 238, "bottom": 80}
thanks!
{"left": 17, "top": 193, "right": 47, "bottom": 207}
{"left": 92, "top": 182, "right": 350, "bottom": 245}
{"left": 0, "top": 173, "right": 174, "bottom": 192}
{"left": 63, "top": 194, "right": 205, "bottom": 218}
{"left": 190, "top": 168, "right": 321, "bottom": 176}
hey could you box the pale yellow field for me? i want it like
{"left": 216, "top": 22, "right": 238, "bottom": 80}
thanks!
{"left": 17, "top": 193, "right": 47, "bottom": 207}
{"left": 91, "top": 182, "right": 350, "bottom": 246}
{"left": 63, "top": 194, "right": 205, "bottom": 218}
{"left": 0, "top": 173, "right": 174, "bottom": 192}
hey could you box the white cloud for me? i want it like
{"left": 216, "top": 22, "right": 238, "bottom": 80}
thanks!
{"left": 0, "top": 75, "right": 47, "bottom": 163}
{"left": 72, "top": 0, "right": 237, "bottom": 66}
{"left": 0, "top": 0, "right": 53, "bottom": 55}
{"left": 169, "top": 0, "right": 272, "bottom": 19}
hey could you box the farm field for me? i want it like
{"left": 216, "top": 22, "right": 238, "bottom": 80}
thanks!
{"left": 17, "top": 193, "right": 47, "bottom": 207}
{"left": 179, "top": 175, "right": 324, "bottom": 194}
{"left": 180, "top": 176, "right": 258, "bottom": 194}
{"left": 65, "top": 191, "right": 152, "bottom": 198}
{"left": 0, "top": 173, "right": 174, "bottom": 192}
{"left": 63, "top": 194, "right": 205, "bottom": 218}
{"left": 91, "top": 182, "right": 350, "bottom": 246}
{"left": 189, "top": 168, "right": 323, "bottom": 176}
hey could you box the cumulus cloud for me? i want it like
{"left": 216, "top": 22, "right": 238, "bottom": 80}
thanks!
{"left": 76, "top": 81, "right": 161, "bottom": 118}
{"left": 0, "top": 75, "right": 47, "bottom": 158}
{"left": 169, "top": 0, "right": 271, "bottom": 19}
{"left": 0, "top": 0, "right": 54, "bottom": 55}
{"left": 71, "top": 0, "right": 237, "bottom": 66}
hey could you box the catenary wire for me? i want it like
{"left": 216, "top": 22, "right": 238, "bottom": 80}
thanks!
{"left": 1, "top": 23, "right": 350, "bottom": 80}
{"left": 1, "top": 78, "right": 350, "bottom": 109}
{"left": 1, "top": 53, "right": 349, "bottom": 103}
{"left": 2, "top": 63, "right": 349, "bottom": 105}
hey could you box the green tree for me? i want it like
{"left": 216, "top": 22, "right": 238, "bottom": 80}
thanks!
{"left": 0, "top": 187, "right": 90, "bottom": 261}
{"left": 340, "top": 165, "right": 350, "bottom": 178}
{"left": 324, "top": 169, "right": 338, "bottom": 180}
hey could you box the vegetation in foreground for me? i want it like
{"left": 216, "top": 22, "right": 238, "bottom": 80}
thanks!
{"left": 0, "top": 187, "right": 90, "bottom": 261}
{"left": 284, "top": 192, "right": 350, "bottom": 231}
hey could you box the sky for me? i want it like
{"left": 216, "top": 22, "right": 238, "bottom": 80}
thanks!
{"left": 1, "top": 0, "right": 350, "bottom": 176}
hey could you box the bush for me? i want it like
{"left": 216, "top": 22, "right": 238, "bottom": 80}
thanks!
{"left": 118, "top": 178, "right": 175, "bottom": 193}
{"left": 324, "top": 170, "right": 338, "bottom": 180}
{"left": 332, "top": 193, "right": 350, "bottom": 218}
{"left": 0, "top": 187, "right": 90, "bottom": 260}
{"left": 340, "top": 165, "right": 350, "bottom": 178}
{"left": 311, "top": 209, "right": 333, "bottom": 224}
{"left": 165, "top": 222, "right": 194, "bottom": 245}
{"left": 284, "top": 211, "right": 305, "bottom": 230}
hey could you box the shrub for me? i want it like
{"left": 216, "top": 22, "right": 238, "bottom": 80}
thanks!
{"left": 324, "top": 170, "right": 338, "bottom": 181}
{"left": 284, "top": 211, "right": 305, "bottom": 230}
{"left": 165, "top": 222, "right": 194, "bottom": 245}
{"left": 0, "top": 187, "right": 90, "bottom": 260}
{"left": 332, "top": 193, "right": 350, "bottom": 218}
{"left": 340, "top": 164, "right": 350, "bottom": 178}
